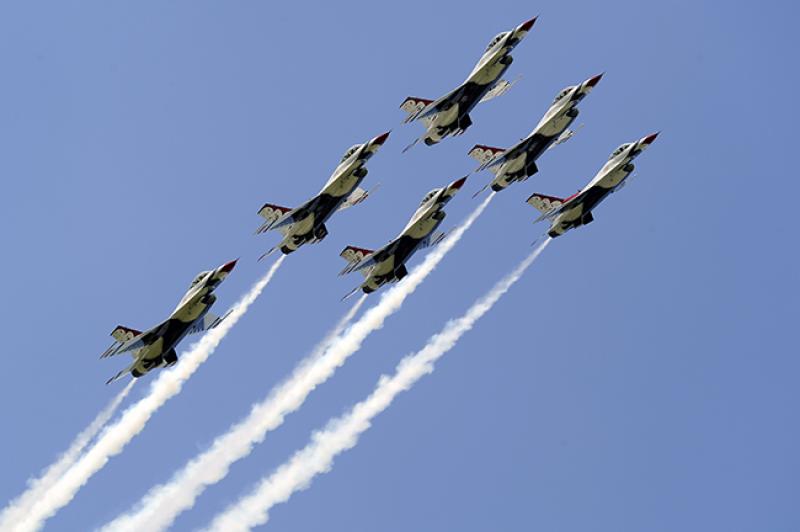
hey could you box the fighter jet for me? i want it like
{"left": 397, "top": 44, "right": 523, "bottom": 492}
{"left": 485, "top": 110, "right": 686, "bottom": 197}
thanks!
{"left": 468, "top": 73, "right": 603, "bottom": 195}
{"left": 400, "top": 16, "right": 537, "bottom": 149}
{"left": 101, "top": 259, "right": 237, "bottom": 384}
{"left": 338, "top": 177, "right": 467, "bottom": 297}
{"left": 527, "top": 133, "right": 659, "bottom": 238}
{"left": 255, "top": 131, "right": 390, "bottom": 258}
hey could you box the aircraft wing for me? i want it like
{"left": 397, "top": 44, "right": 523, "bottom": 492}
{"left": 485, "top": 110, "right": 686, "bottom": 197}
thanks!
{"left": 403, "top": 84, "right": 464, "bottom": 124}
{"left": 527, "top": 192, "right": 570, "bottom": 223}
{"left": 255, "top": 203, "right": 295, "bottom": 235}
{"left": 101, "top": 325, "right": 145, "bottom": 359}
{"left": 339, "top": 245, "right": 378, "bottom": 277}
{"left": 186, "top": 310, "right": 231, "bottom": 335}
{"left": 468, "top": 144, "right": 507, "bottom": 172}
{"left": 400, "top": 97, "right": 435, "bottom": 125}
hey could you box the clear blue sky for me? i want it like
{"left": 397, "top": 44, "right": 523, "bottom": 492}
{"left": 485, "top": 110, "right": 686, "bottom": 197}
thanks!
{"left": 1, "top": 1, "right": 797, "bottom": 530}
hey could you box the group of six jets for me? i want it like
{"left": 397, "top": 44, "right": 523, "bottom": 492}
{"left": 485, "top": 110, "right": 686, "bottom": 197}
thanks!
{"left": 101, "top": 16, "right": 658, "bottom": 384}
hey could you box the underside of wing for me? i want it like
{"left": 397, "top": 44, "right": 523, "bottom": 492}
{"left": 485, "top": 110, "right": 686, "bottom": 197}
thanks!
{"left": 400, "top": 96, "right": 434, "bottom": 124}
{"left": 468, "top": 144, "right": 507, "bottom": 172}
{"left": 339, "top": 245, "right": 377, "bottom": 277}
{"left": 527, "top": 192, "right": 568, "bottom": 223}
{"left": 101, "top": 325, "right": 144, "bottom": 359}
{"left": 255, "top": 203, "right": 294, "bottom": 235}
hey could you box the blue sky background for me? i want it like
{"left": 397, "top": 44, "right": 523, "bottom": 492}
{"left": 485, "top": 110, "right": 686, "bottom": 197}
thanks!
{"left": 1, "top": 1, "right": 798, "bottom": 530}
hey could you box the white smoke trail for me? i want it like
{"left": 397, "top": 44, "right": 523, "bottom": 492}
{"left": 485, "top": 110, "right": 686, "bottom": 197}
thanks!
{"left": 206, "top": 238, "right": 551, "bottom": 532}
{"left": 100, "top": 295, "right": 366, "bottom": 532}
{"left": 15, "top": 256, "right": 285, "bottom": 532}
{"left": 100, "top": 194, "right": 492, "bottom": 532}
{"left": 0, "top": 381, "right": 134, "bottom": 530}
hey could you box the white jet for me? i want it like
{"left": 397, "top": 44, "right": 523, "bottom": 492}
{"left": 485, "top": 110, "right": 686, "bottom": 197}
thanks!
{"left": 255, "top": 131, "right": 390, "bottom": 258}
{"left": 101, "top": 260, "right": 237, "bottom": 384}
{"left": 468, "top": 73, "right": 603, "bottom": 195}
{"left": 338, "top": 177, "right": 467, "bottom": 297}
{"left": 528, "top": 133, "right": 659, "bottom": 238}
{"left": 400, "top": 16, "right": 537, "bottom": 149}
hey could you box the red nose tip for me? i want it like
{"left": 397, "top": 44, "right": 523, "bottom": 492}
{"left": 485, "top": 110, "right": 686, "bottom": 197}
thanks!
{"left": 519, "top": 16, "right": 538, "bottom": 32}
{"left": 586, "top": 73, "right": 604, "bottom": 87}
{"left": 642, "top": 132, "right": 660, "bottom": 145}
{"left": 372, "top": 131, "right": 391, "bottom": 145}
{"left": 451, "top": 176, "right": 468, "bottom": 190}
{"left": 220, "top": 259, "right": 238, "bottom": 273}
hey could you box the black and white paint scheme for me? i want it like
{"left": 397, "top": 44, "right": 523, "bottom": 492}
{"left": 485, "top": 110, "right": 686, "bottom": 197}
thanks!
{"left": 468, "top": 73, "right": 603, "bottom": 195}
{"left": 528, "top": 133, "right": 659, "bottom": 238}
{"left": 255, "top": 132, "right": 390, "bottom": 258}
{"left": 400, "top": 16, "right": 537, "bottom": 149}
{"left": 338, "top": 176, "right": 467, "bottom": 298}
{"left": 100, "top": 260, "right": 238, "bottom": 384}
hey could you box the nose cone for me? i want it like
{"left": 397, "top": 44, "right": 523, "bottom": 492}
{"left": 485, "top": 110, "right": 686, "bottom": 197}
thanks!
{"left": 519, "top": 16, "right": 537, "bottom": 32}
{"left": 585, "top": 73, "right": 604, "bottom": 88}
{"left": 371, "top": 131, "right": 391, "bottom": 146}
{"left": 641, "top": 132, "right": 660, "bottom": 145}
{"left": 450, "top": 176, "right": 468, "bottom": 190}
{"left": 219, "top": 259, "right": 238, "bottom": 274}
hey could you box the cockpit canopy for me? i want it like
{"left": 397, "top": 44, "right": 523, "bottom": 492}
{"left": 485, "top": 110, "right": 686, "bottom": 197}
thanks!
{"left": 610, "top": 144, "right": 631, "bottom": 160}
{"left": 553, "top": 86, "right": 574, "bottom": 104}
{"left": 189, "top": 271, "right": 211, "bottom": 289}
{"left": 485, "top": 32, "right": 509, "bottom": 53}
{"left": 419, "top": 189, "right": 440, "bottom": 208}
{"left": 340, "top": 144, "right": 361, "bottom": 163}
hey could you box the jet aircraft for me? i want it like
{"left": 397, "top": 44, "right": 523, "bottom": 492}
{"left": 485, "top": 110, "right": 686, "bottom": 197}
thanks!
{"left": 468, "top": 73, "right": 603, "bottom": 195}
{"left": 338, "top": 177, "right": 467, "bottom": 297}
{"left": 527, "top": 133, "right": 659, "bottom": 238}
{"left": 255, "top": 132, "right": 390, "bottom": 258}
{"left": 400, "top": 16, "right": 537, "bottom": 149}
{"left": 101, "top": 259, "right": 238, "bottom": 384}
